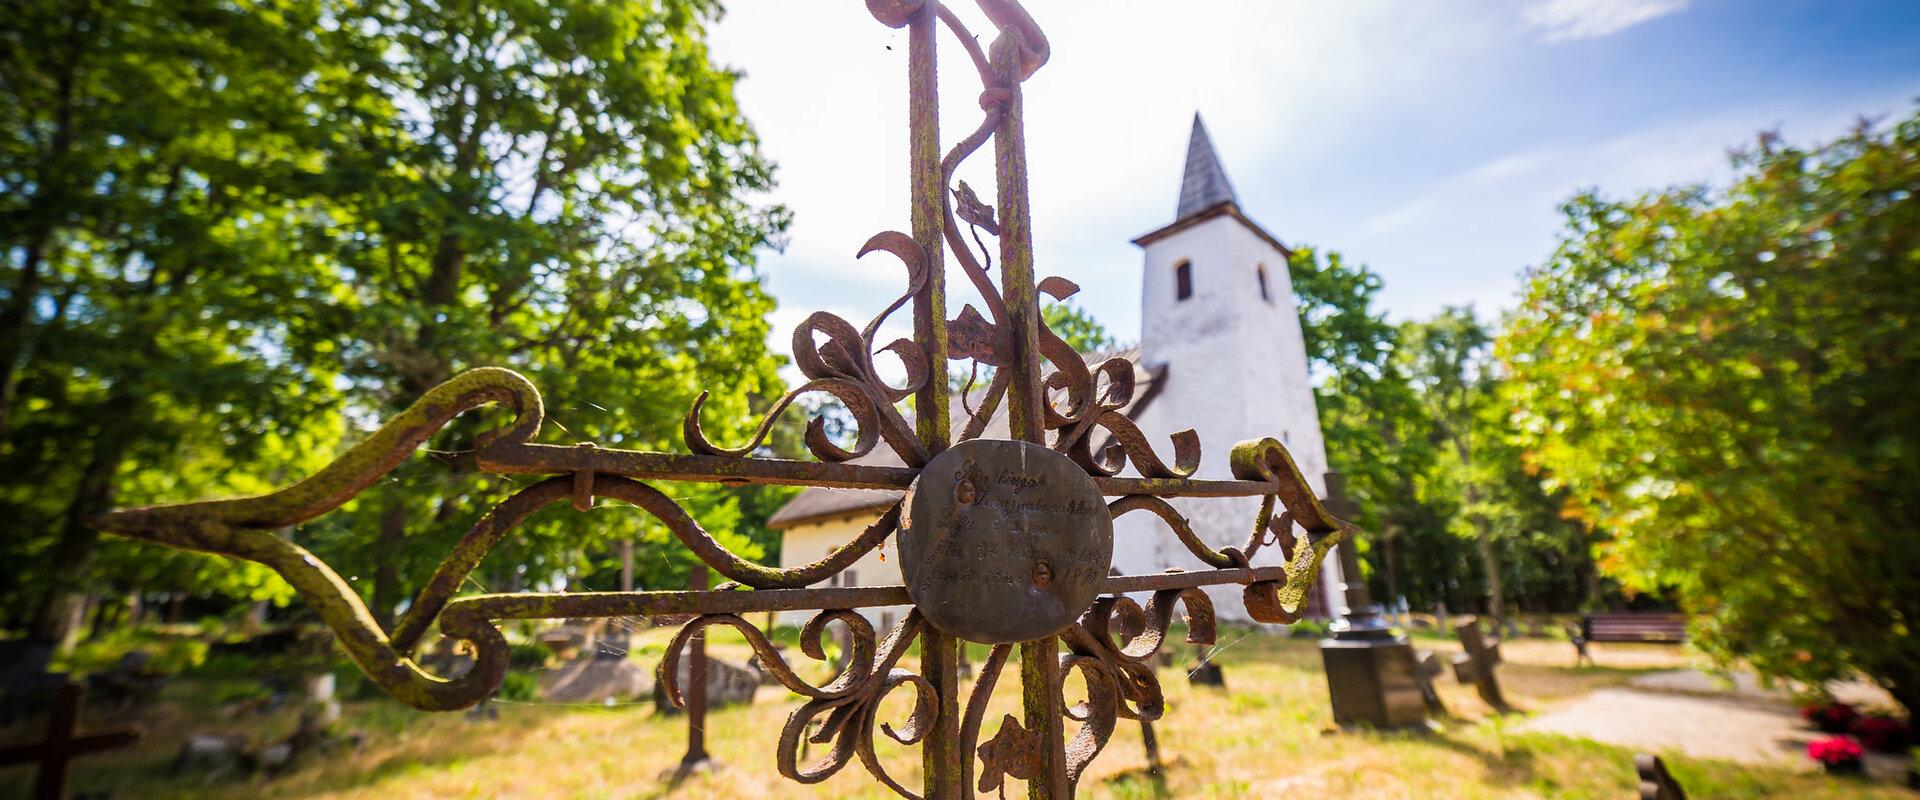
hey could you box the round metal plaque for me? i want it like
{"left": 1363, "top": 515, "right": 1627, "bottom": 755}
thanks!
{"left": 898, "top": 438, "right": 1113, "bottom": 644}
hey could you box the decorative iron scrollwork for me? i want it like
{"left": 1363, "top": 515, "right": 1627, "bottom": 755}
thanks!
{"left": 93, "top": 2, "right": 1360, "bottom": 797}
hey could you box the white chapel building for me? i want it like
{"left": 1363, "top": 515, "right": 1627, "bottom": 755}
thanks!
{"left": 768, "top": 115, "right": 1342, "bottom": 628}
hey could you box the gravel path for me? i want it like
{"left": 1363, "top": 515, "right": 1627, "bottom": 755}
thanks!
{"left": 1518, "top": 669, "right": 1904, "bottom": 778}
{"left": 1520, "top": 686, "right": 1816, "bottom": 767}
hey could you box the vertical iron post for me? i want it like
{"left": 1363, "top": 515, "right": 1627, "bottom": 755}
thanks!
{"left": 907, "top": 3, "right": 962, "bottom": 797}
{"left": 990, "top": 26, "right": 1068, "bottom": 800}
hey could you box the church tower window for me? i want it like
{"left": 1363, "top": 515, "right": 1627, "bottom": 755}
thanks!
{"left": 1258, "top": 265, "right": 1271, "bottom": 302}
{"left": 1175, "top": 261, "right": 1193, "bottom": 301}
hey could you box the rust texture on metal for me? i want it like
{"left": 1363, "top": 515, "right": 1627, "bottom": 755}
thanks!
{"left": 900, "top": 439, "right": 1112, "bottom": 644}
{"left": 90, "top": 1, "right": 1362, "bottom": 796}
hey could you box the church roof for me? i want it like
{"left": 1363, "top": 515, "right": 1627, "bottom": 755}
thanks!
{"left": 1176, "top": 114, "right": 1239, "bottom": 220}
{"left": 767, "top": 347, "right": 1161, "bottom": 530}
{"left": 1133, "top": 113, "right": 1291, "bottom": 258}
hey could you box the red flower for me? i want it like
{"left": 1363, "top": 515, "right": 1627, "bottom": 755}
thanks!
{"left": 1806, "top": 735, "right": 1864, "bottom": 765}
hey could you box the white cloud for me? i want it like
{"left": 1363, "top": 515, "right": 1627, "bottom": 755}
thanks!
{"left": 1523, "top": 0, "right": 1689, "bottom": 42}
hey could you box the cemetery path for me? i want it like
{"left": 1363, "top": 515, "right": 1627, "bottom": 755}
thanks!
{"left": 1517, "top": 669, "right": 1905, "bottom": 779}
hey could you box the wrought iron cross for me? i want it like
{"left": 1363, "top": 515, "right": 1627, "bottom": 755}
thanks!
{"left": 95, "top": 2, "right": 1358, "bottom": 797}
{"left": 0, "top": 683, "right": 141, "bottom": 800}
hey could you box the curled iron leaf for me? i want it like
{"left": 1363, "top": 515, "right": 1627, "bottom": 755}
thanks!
{"left": 683, "top": 378, "right": 881, "bottom": 463}
{"left": 661, "top": 611, "right": 874, "bottom": 709}
{"left": 1059, "top": 654, "right": 1118, "bottom": 786}
{"left": 947, "top": 304, "right": 1007, "bottom": 367}
{"left": 1107, "top": 495, "right": 1240, "bottom": 570}
{"left": 776, "top": 612, "right": 935, "bottom": 797}
{"left": 975, "top": 714, "right": 1044, "bottom": 795}
{"left": 953, "top": 180, "right": 1000, "bottom": 235}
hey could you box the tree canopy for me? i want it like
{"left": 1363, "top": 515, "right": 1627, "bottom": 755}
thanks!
{"left": 1, "top": 0, "right": 791, "bottom": 642}
{"left": 1289, "top": 247, "right": 1599, "bottom": 617}
{"left": 1499, "top": 108, "right": 1920, "bottom": 716}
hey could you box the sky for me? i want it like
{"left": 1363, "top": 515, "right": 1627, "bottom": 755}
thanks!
{"left": 707, "top": 0, "right": 1920, "bottom": 362}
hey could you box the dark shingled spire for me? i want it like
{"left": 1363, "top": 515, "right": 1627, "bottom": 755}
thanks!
{"left": 1176, "top": 113, "right": 1239, "bottom": 220}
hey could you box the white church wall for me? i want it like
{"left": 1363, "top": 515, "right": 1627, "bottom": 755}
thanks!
{"left": 1119, "top": 213, "right": 1339, "bottom": 622}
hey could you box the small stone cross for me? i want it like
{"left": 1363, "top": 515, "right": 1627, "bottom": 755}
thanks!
{"left": 0, "top": 682, "right": 140, "bottom": 800}
{"left": 1450, "top": 618, "right": 1508, "bottom": 711}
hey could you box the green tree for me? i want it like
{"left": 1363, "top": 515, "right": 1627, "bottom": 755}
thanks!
{"left": 3, "top": 0, "right": 794, "bottom": 645}
{"left": 1290, "top": 246, "right": 1596, "bottom": 615}
{"left": 293, "top": 0, "right": 792, "bottom": 618}
{"left": 1, "top": 0, "right": 353, "bottom": 643}
{"left": 1288, "top": 246, "right": 1433, "bottom": 604}
{"left": 1500, "top": 110, "right": 1920, "bottom": 716}
{"left": 1400, "top": 309, "right": 1512, "bottom": 622}
{"left": 1043, "top": 299, "right": 1117, "bottom": 355}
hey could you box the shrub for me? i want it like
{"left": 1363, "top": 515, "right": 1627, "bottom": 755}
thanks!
{"left": 1851, "top": 715, "right": 1909, "bottom": 753}
{"left": 498, "top": 670, "right": 539, "bottom": 702}
{"left": 1800, "top": 701, "right": 1859, "bottom": 734}
{"left": 54, "top": 626, "right": 209, "bottom": 677}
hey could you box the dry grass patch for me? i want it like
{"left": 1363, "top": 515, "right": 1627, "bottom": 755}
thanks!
{"left": 5, "top": 631, "right": 1905, "bottom": 799}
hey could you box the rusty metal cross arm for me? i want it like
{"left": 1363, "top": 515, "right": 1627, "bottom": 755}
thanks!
{"left": 91, "top": 2, "right": 1360, "bottom": 797}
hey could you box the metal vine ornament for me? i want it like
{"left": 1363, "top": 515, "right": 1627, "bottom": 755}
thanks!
{"left": 95, "top": 2, "right": 1357, "bottom": 797}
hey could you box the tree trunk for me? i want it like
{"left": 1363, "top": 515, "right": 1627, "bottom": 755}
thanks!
{"left": 1474, "top": 527, "right": 1505, "bottom": 623}
{"left": 28, "top": 392, "right": 138, "bottom": 649}
{"left": 1460, "top": 471, "right": 1507, "bottom": 624}
{"left": 1581, "top": 553, "right": 1603, "bottom": 611}
{"left": 370, "top": 499, "right": 408, "bottom": 632}
{"left": 1381, "top": 520, "right": 1402, "bottom": 605}
{"left": 0, "top": 240, "right": 47, "bottom": 437}
{"left": 86, "top": 593, "right": 112, "bottom": 639}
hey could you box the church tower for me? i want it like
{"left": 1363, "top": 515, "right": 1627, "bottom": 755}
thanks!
{"left": 1114, "top": 114, "right": 1339, "bottom": 620}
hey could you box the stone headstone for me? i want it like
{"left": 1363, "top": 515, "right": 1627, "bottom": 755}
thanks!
{"left": 540, "top": 651, "right": 652, "bottom": 704}
{"left": 1451, "top": 618, "right": 1508, "bottom": 711}
{"left": 1187, "top": 645, "right": 1225, "bottom": 688}
{"left": 0, "top": 639, "right": 58, "bottom": 723}
{"left": 1412, "top": 649, "right": 1446, "bottom": 714}
{"left": 171, "top": 733, "right": 249, "bottom": 778}
{"left": 304, "top": 672, "right": 341, "bottom": 729}
{"left": 1636, "top": 753, "right": 1687, "bottom": 800}
{"left": 655, "top": 652, "right": 760, "bottom": 714}
{"left": 87, "top": 651, "right": 167, "bottom": 713}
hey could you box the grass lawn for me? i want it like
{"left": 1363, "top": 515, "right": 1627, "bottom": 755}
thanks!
{"left": 4, "top": 628, "right": 1905, "bottom": 799}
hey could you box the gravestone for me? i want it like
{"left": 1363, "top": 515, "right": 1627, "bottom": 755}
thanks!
{"left": 1138, "top": 717, "right": 1164, "bottom": 778}
{"left": 1566, "top": 623, "right": 1594, "bottom": 667}
{"left": 1187, "top": 644, "right": 1225, "bottom": 688}
{"left": 0, "top": 682, "right": 140, "bottom": 800}
{"left": 652, "top": 653, "right": 760, "bottom": 713}
{"left": 1635, "top": 753, "right": 1687, "bottom": 800}
{"left": 1412, "top": 648, "right": 1447, "bottom": 714}
{"left": 1450, "top": 617, "right": 1508, "bottom": 711}
{"left": 304, "top": 672, "right": 341, "bottom": 729}
{"left": 86, "top": 651, "right": 167, "bottom": 713}
{"left": 1318, "top": 473, "right": 1432, "bottom": 728}
{"left": 0, "top": 640, "right": 58, "bottom": 724}
{"left": 660, "top": 565, "right": 719, "bottom": 783}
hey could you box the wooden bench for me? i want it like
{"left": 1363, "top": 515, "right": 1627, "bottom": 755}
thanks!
{"left": 1567, "top": 612, "right": 1686, "bottom": 666}
{"left": 1583, "top": 612, "right": 1687, "bottom": 643}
